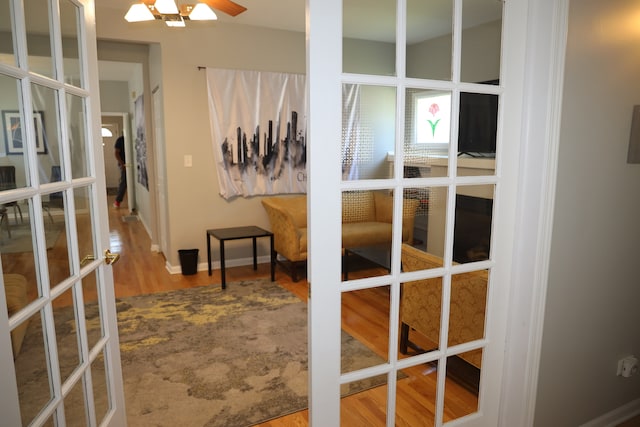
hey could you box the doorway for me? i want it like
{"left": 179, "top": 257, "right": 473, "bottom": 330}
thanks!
{"left": 101, "top": 113, "right": 134, "bottom": 214}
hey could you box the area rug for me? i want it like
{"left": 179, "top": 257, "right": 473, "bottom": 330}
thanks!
{"left": 15, "top": 279, "right": 392, "bottom": 426}
{"left": 0, "top": 221, "right": 63, "bottom": 253}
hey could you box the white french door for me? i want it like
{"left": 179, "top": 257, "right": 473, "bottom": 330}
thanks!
{"left": 307, "top": 0, "right": 529, "bottom": 425}
{"left": 0, "top": 0, "right": 126, "bottom": 425}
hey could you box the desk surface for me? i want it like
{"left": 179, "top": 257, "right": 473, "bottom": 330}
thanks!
{"left": 207, "top": 226, "right": 272, "bottom": 241}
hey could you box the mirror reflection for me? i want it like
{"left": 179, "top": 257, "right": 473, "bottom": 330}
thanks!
{"left": 343, "top": 0, "right": 502, "bottom": 82}
{"left": 342, "top": 84, "right": 396, "bottom": 181}
{"left": 14, "top": 310, "right": 53, "bottom": 426}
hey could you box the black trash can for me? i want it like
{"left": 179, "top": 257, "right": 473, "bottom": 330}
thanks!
{"left": 178, "top": 249, "right": 199, "bottom": 275}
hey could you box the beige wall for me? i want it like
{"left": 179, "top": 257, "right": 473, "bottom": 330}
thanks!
{"left": 535, "top": 0, "right": 640, "bottom": 424}
{"left": 95, "top": 6, "right": 306, "bottom": 268}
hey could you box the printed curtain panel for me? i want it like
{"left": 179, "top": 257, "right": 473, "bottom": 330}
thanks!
{"left": 206, "top": 68, "right": 307, "bottom": 199}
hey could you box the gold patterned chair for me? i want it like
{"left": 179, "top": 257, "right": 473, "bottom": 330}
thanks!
{"left": 261, "top": 191, "right": 419, "bottom": 281}
{"left": 399, "top": 244, "right": 487, "bottom": 371}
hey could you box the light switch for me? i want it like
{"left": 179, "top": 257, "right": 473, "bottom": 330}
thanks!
{"left": 184, "top": 155, "right": 192, "bottom": 167}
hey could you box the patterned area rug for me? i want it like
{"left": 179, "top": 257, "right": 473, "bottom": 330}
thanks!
{"left": 15, "top": 279, "right": 392, "bottom": 426}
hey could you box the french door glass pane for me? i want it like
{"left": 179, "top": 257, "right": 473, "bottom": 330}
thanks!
{"left": 0, "top": 74, "right": 29, "bottom": 181}
{"left": 341, "top": 285, "right": 390, "bottom": 371}
{"left": 31, "top": 83, "right": 61, "bottom": 184}
{"left": 453, "top": 184, "right": 494, "bottom": 264}
{"left": 92, "top": 349, "right": 111, "bottom": 424}
{"left": 460, "top": 0, "right": 502, "bottom": 84}
{"left": 403, "top": 88, "right": 452, "bottom": 177}
{"left": 1, "top": 198, "right": 42, "bottom": 306}
{"left": 25, "top": 0, "right": 54, "bottom": 78}
{"left": 64, "top": 377, "right": 88, "bottom": 426}
{"left": 395, "top": 361, "right": 438, "bottom": 426}
{"left": 82, "top": 271, "right": 102, "bottom": 351}
{"left": 342, "top": 84, "right": 396, "bottom": 181}
{"left": 399, "top": 275, "right": 443, "bottom": 361}
{"left": 406, "top": 0, "right": 453, "bottom": 80}
{"left": 456, "top": 90, "right": 499, "bottom": 164}
{"left": 60, "top": 0, "right": 82, "bottom": 87}
{"left": 15, "top": 309, "right": 54, "bottom": 426}
{"left": 66, "top": 93, "right": 89, "bottom": 178}
{"left": 0, "top": 0, "right": 15, "bottom": 66}
{"left": 74, "top": 185, "right": 95, "bottom": 259}
{"left": 343, "top": 0, "right": 396, "bottom": 76}
{"left": 444, "top": 352, "right": 480, "bottom": 420}
{"left": 341, "top": 382, "right": 387, "bottom": 426}
{"left": 42, "top": 193, "right": 71, "bottom": 287}
{"left": 53, "top": 286, "right": 81, "bottom": 384}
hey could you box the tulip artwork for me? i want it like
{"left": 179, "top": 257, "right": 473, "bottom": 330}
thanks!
{"left": 428, "top": 103, "right": 440, "bottom": 137}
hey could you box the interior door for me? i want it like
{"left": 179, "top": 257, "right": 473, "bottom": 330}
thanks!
{"left": 308, "top": 0, "right": 528, "bottom": 425}
{"left": 0, "top": 0, "right": 127, "bottom": 425}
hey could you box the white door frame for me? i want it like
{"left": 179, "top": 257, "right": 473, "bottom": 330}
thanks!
{"left": 498, "top": 0, "right": 569, "bottom": 425}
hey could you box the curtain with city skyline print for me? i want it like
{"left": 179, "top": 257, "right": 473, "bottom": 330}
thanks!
{"left": 206, "top": 68, "right": 307, "bottom": 199}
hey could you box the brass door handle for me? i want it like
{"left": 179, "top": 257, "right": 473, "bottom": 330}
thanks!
{"left": 104, "top": 249, "right": 120, "bottom": 265}
{"left": 80, "top": 254, "right": 95, "bottom": 266}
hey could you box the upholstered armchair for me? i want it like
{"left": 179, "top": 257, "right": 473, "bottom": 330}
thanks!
{"left": 261, "top": 195, "right": 308, "bottom": 281}
{"left": 399, "top": 244, "right": 487, "bottom": 370}
{"left": 261, "top": 192, "right": 419, "bottom": 281}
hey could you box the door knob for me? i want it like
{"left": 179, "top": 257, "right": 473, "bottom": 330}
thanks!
{"left": 104, "top": 249, "right": 120, "bottom": 265}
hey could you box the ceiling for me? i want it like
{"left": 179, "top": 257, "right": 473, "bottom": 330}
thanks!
{"left": 96, "top": 0, "right": 502, "bottom": 44}
{"left": 95, "top": 0, "right": 306, "bottom": 34}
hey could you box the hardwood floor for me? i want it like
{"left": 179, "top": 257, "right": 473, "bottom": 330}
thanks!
{"left": 7, "top": 195, "right": 478, "bottom": 426}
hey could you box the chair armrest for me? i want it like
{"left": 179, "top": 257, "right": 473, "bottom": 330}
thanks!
{"left": 261, "top": 200, "right": 304, "bottom": 261}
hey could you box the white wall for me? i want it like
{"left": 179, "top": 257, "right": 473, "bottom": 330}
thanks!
{"left": 534, "top": 0, "right": 640, "bottom": 425}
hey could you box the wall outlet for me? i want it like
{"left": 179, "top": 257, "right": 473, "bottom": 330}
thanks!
{"left": 617, "top": 356, "right": 638, "bottom": 378}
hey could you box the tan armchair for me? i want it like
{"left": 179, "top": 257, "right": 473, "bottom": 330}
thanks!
{"left": 399, "top": 244, "right": 487, "bottom": 371}
{"left": 261, "top": 191, "right": 419, "bottom": 281}
{"left": 261, "top": 195, "right": 308, "bottom": 281}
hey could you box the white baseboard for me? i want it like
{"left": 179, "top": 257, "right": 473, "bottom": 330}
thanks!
{"left": 150, "top": 244, "right": 160, "bottom": 252}
{"left": 580, "top": 398, "right": 640, "bottom": 427}
{"left": 167, "top": 254, "right": 273, "bottom": 275}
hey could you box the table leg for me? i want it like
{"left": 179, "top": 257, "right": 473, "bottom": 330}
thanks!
{"left": 252, "top": 237, "right": 258, "bottom": 270}
{"left": 220, "top": 240, "right": 226, "bottom": 290}
{"left": 207, "top": 233, "right": 212, "bottom": 276}
{"left": 270, "top": 235, "right": 275, "bottom": 281}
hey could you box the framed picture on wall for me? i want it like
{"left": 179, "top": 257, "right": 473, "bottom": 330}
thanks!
{"left": 2, "top": 110, "right": 48, "bottom": 155}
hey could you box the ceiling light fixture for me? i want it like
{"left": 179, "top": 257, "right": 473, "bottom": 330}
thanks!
{"left": 101, "top": 127, "right": 113, "bottom": 137}
{"left": 124, "top": 0, "right": 220, "bottom": 26}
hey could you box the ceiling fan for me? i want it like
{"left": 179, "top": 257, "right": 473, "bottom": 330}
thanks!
{"left": 125, "top": 0, "right": 247, "bottom": 27}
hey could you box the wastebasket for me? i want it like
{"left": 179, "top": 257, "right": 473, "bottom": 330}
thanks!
{"left": 178, "top": 249, "right": 199, "bottom": 275}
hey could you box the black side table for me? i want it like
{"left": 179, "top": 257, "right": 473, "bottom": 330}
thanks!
{"left": 206, "top": 226, "right": 275, "bottom": 289}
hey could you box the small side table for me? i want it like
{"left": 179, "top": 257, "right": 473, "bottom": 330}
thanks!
{"left": 206, "top": 226, "right": 275, "bottom": 289}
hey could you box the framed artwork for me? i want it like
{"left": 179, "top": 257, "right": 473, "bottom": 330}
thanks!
{"left": 2, "top": 110, "right": 48, "bottom": 155}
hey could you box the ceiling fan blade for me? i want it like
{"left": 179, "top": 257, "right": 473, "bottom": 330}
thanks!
{"left": 202, "top": 0, "right": 247, "bottom": 16}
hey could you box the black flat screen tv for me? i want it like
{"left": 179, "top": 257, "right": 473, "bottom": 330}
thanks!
{"left": 458, "top": 80, "right": 499, "bottom": 157}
